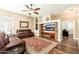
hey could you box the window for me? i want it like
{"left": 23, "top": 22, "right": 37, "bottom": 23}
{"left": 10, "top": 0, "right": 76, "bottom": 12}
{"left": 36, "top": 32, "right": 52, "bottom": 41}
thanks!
{"left": 0, "top": 16, "right": 13, "bottom": 34}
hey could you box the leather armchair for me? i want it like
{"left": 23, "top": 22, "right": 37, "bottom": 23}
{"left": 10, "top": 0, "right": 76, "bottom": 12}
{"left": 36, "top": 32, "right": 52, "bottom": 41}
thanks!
{"left": 16, "top": 29, "right": 34, "bottom": 39}
{"left": 63, "top": 29, "right": 69, "bottom": 37}
{"left": 0, "top": 32, "right": 25, "bottom": 54}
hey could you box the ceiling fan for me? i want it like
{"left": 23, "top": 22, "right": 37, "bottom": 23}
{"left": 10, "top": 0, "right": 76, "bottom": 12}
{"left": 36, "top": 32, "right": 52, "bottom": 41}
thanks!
{"left": 22, "top": 4, "right": 40, "bottom": 15}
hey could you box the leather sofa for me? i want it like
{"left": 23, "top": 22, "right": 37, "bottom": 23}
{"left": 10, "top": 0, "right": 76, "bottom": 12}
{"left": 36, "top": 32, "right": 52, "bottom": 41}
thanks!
{"left": 16, "top": 29, "right": 34, "bottom": 39}
{"left": 0, "top": 32, "right": 25, "bottom": 54}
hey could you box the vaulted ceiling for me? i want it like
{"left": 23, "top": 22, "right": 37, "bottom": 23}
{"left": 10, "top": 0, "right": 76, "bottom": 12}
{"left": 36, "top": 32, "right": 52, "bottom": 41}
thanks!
{"left": 0, "top": 0, "right": 79, "bottom": 16}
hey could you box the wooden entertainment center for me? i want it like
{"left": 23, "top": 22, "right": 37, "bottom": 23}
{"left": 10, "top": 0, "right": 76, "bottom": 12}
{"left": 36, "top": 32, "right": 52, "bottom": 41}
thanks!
{"left": 40, "top": 22, "right": 57, "bottom": 41}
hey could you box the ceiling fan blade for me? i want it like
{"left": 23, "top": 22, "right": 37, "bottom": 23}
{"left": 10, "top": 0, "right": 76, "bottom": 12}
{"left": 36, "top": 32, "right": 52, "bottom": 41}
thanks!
{"left": 34, "top": 8, "right": 40, "bottom": 11}
{"left": 21, "top": 10, "right": 28, "bottom": 12}
{"left": 25, "top": 5, "right": 30, "bottom": 9}
{"left": 34, "top": 12, "right": 39, "bottom": 14}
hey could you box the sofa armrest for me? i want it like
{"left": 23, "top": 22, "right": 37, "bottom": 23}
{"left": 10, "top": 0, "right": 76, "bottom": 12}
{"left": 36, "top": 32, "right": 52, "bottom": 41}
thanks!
{"left": 4, "top": 40, "right": 25, "bottom": 50}
{"left": 0, "top": 45, "right": 25, "bottom": 54}
{"left": 0, "top": 50, "right": 9, "bottom": 54}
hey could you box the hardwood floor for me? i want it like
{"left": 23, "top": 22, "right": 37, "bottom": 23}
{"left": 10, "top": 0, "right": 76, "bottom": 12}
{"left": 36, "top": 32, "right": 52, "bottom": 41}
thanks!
{"left": 41, "top": 35, "right": 79, "bottom": 54}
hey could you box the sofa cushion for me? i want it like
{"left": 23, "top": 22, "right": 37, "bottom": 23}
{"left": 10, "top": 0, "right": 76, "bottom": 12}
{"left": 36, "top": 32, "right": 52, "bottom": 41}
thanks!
{"left": 0, "top": 32, "right": 9, "bottom": 45}
{"left": 16, "top": 29, "right": 34, "bottom": 39}
{"left": 0, "top": 32, "right": 5, "bottom": 40}
{"left": 4, "top": 35, "right": 9, "bottom": 45}
{"left": 0, "top": 34, "right": 5, "bottom": 49}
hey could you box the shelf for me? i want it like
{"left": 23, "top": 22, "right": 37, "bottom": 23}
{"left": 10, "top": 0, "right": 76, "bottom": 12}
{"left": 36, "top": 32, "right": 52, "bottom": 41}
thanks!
{"left": 40, "top": 23, "right": 56, "bottom": 40}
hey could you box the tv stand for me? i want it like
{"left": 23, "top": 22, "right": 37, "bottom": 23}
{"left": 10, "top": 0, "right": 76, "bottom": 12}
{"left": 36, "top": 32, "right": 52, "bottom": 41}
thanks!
{"left": 42, "top": 31, "right": 55, "bottom": 39}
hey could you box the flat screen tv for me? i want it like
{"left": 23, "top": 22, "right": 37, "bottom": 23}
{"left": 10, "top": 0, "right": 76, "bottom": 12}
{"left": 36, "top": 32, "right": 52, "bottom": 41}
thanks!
{"left": 46, "top": 23, "right": 55, "bottom": 31}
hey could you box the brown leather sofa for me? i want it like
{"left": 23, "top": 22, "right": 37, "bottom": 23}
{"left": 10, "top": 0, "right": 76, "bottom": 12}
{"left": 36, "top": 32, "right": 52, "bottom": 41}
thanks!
{"left": 16, "top": 29, "right": 34, "bottom": 39}
{"left": 0, "top": 32, "right": 25, "bottom": 54}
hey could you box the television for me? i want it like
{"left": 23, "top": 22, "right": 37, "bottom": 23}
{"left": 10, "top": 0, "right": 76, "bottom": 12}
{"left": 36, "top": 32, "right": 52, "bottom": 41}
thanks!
{"left": 45, "top": 23, "right": 55, "bottom": 31}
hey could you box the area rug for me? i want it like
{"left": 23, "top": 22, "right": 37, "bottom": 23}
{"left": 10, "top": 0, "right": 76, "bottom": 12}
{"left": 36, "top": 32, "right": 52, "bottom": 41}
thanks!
{"left": 23, "top": 37, "right": 58, "bottom": 54}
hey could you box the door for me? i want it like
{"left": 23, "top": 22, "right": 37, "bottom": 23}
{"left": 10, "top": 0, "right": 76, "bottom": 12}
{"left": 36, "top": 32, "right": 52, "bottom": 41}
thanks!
{"left": 62, "top": 19, "right": 73, "bottom": 38}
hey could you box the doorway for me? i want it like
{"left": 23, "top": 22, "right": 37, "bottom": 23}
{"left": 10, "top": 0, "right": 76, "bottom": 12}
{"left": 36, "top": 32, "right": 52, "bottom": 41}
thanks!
{"left": 62, "top": 19, "right": 73, "bottom": 38}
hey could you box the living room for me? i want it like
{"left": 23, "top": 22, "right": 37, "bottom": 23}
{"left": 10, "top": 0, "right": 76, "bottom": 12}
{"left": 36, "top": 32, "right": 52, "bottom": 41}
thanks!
{"left": 0, "top": 4, "right": 79, "bottom": 54}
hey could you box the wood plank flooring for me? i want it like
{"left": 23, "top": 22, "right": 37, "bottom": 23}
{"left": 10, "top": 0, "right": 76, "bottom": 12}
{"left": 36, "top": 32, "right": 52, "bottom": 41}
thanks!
{"left": 41, "top": 35, "right": 79, "bottom": 54}
{"left": 49, "top": 36, "right": 79, "bottom": 54}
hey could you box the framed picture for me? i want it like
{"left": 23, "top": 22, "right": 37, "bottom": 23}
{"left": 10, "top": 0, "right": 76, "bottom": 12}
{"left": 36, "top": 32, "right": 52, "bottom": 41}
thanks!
{"left": 20, "top": 21, "right": 29, "bottom": 28}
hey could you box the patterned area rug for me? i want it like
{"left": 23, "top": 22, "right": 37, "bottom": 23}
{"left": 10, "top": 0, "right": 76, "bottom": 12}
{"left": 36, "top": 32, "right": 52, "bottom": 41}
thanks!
{"left": 23, "top": 37, "right": 57, "bottom": 54}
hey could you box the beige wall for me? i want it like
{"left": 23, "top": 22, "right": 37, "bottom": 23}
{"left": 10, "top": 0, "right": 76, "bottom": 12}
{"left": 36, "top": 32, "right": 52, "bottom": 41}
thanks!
{"left": 50, "top": 14, "right": 60, "bottom": 20}
{"left": 0, "top": 9, "right": 34, "bottom": 34}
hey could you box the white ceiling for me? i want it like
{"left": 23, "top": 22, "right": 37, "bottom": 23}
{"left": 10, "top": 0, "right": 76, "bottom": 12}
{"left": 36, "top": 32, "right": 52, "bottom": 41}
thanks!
{"left": 0, "top": 0, "right": 79, "bottom": 16}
